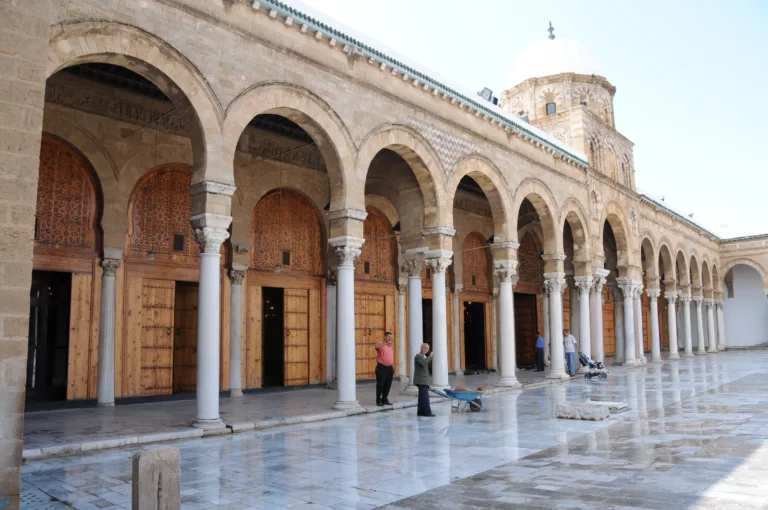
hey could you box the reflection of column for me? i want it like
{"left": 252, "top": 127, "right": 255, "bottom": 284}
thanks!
{"left": 705, "top": 299, "right": 718, "bottom": 353}
{"left": 427, "top": 254, "right": 452, "bottom": 389}
{"left": 490, "top": 290, "right": 499, "bottom": 371}
{"left": 542, "top": 289, "right": 551, "bottom": 366}
{"left": 331, "top": 238, "right": 364, "bottom": 410}
{"left": 647, "top": 289, "right": 662, "bottom": 363}
{"left": 575, "top": 276, "right": 592, "bottom": 364}
{"left": 325, "top": 271, "right": 337, "bottom": 385}
{"left": 716, "top": 301, "right": 727, "bottom": 351}
{"left": 665, "top": 293, "right": 680, "bottom": 360}
{"left": 192, "top": 215, "right": 231, "bottom": 428}
{"left": 633, "top": 285, "right": 646, "bottom": 364}
{"left": 618, "top": 281, "right": 637, "bottom": 366}
{"left": 495, "top": 262, "right": 520, "bottom": 387}
{"left": 681, "top": 294, "right": 694, "bottom": 357}
{"left": 404, "top": 260, "right": 424, "bottom": 390}
{"left": 398, "top": 283, "right": 408, "bottom": 379}
{"left": 229, "top": 268, "right": 246, "bottom": 397}
{"left": 544, "top": 274, "right": 569, "bottom": 379}
{"left": 97, "top": 256, "right": 121, "bottom": 407}
{"left": 693, "top": 297, "right": 706, "bottom": 354}
{"left": 611, "top": 286, "right": 625, "bottom": 364}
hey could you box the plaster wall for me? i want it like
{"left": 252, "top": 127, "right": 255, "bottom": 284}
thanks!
{"left": 723, "top": 265, "right": 768, "bottom": 347}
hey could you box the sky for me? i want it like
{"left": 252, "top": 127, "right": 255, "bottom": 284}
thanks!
{"left": 297, "top": 0, "right": 768, "bottom": 239}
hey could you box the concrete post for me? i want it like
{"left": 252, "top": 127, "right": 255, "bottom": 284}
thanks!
{"left": 132, "top": 447, "right": 181, "bottom": 510}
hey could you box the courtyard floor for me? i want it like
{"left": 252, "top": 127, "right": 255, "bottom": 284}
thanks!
{"left": 20, "top": 351, "right": 768, "bottom": 509}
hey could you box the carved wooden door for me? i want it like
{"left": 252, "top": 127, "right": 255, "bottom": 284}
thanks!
{"left": 283, "top": 288, "right": 309, "bottom": 386}
{"left": 140, "top": 280, "right": 175, "bottom": 396}
{"left": 354, "top": 293, "right": 383, "bottom": 380}
{"left": 642, "top": 292, "right": 650, "bottom": 352}
{"left": 514, "top": 294, "right": 537, "bottom": 366}
{"left": 173, "top": 283, "right": 198, "bottom": 394}
{"left": 602, "top": 288, "right": 615, "bottom": 356}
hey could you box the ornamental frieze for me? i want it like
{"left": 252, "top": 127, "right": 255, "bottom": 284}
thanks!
{"left": 406, "top": 118, "right": 479, "bottom": 176}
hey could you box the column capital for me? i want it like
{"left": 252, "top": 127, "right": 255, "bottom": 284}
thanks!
{"left": 397, "top": 283, "right": 407, "bottom": 295}
{"left": 454, "top": 283, "right": 464, "bottom": 293}
{"left": 101, "top": 258, "right": 121, "bottom": 277}
{"left": 330, "top": 236, "right": 364, "bottom": 268}
{"left": 664, "top": 291, "right": 678, "bottom": 304}
{"left": 680, "top": 294, "right": 692, "bottom": 304}
{"left": 543, "top": 273, "right": 566, "bottom": 294}
{"left": 493, "top": 260, "right": 518, "bottom": 284}
{"left": 703, "top": 298, "right": 714, "bottom": 310}
{"left": 425, "top": 250, "right": 453, "bottom": 274}
{"left": 692, "top": 295, "right": 703, "bottom": 304}
{"left": 229, "top": 269, "right": 246, "bottom": 285}
{"left": 401, "top": 259, "right": 424, "bottom": 278}
{"left": 646, "top": 288, "right": 661, "bottom": 300}
{"left": 574, "top": 275, "right": 593, "bottom": 293}
{"left": 327, "top": 268, "right": 337, "bottom": 287}
{"left": 191, "top": 213, "right": 232, "bottom": 254}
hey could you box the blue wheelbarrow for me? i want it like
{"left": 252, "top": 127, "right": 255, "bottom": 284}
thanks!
{"left": 429, "top": 388, "right": 484, "bottom": 412}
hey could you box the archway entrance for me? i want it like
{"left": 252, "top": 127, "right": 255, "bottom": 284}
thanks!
{"left": 515, "top": 230, "right": 542, "bottom": 368}
{"left": 460, "top": 232, "right": 491, "bottom": 372}
{"left": 723, "top": 264, "right": 768, "bottom": 347}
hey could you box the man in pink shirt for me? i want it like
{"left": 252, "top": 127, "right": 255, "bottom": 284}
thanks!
{"left": 375, "top": 331, "right": 395, "bottom": 406}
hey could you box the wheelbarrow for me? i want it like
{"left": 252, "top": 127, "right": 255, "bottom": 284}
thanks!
{"left": 429, "top": 388, "right": 484, "bottom": 412}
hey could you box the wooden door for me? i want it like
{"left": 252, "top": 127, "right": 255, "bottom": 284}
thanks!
{"left": 284, "top": 288, "right": 309, "bottom": 386}
{"left": 354, "top": 293, "right": 384, "bottom": 380}
{"left": 602, "top": 288, "right": 615, "bottom": 356}
{"left": 140, "top": 279, "right": 175, "bottom": 396}
{"left": 514, "top": 293, "right": 537, "bottom": 367}
{"left": 173, "top": 283, "right": 198, "bottom": 394}
{"left": 245, "top": 285, "right": 263, "bottom": 388}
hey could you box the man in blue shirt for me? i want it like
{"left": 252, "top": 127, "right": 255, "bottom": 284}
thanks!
{"left": 535, "top": 331, "right": 545, "bottom": 372}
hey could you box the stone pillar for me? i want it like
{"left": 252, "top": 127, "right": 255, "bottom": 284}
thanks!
{"left": 404, "top": 260, "right": 424, "bottom": 391}
{"left": 611, "top": 286, "right": 625, "bottom": 364}
{"left": 97, "top": 254, "right": 122, "bottom": 406}
{"left": 325, "top": 272, "right": 337, "bottom": 385}
{"left": 647, "top": 289, "right": 662, "bottom": 363}
{"left": 330, "top": 238, "right": 364, "bottom": 410}
{"left": 575, "top": 276, "right": 592, "bottom": 364}
{"left": 426, "top": 253, "right": 452, "bottom": 389}
{"left": 544, "top": 274, "right": 569, "bottom": 379}
{"left": 490, "top": 290, "right": 499, "bottom": 371}
{"left": 495, "top": 261, "right": 520, "bottom": 387}
{"left": 681, "top": 294, "right": 694, "bottom": 357}
{"left": 633, "top": 285, "right": 646, "bottom": 365}
{"left": 716, "top": 301, "right": 727, "bottom": 351}
{"left": 618, "top": 281, "right": 638, "bottom": 366}
{"left": 665, "top": 293, "right": 681, "bottom": 360}
{"left": 397, "top": 283, "right": 408, "bottom": 379}
{"left": 541, "top": 289, "right": 551, "bottom": 366}
{"left": 191, "top": 214, "right": 231, "bottom": 429}
{"left": 705, "top": 299, "right": 718, "bottom": 353}
{"left": 590, "top": 270, "right": 608, "bottom": 363}
{"left": 693, "top": 297, "right": 706, "bottom": 355}
{"left": 569, "top": 281, "right": 579, "bottom": 340}
{"left": 452, "top": 284, "right": 463, "bottom": 375}
{"left": 228, "top": 268, "right": 246, "bottom": 397}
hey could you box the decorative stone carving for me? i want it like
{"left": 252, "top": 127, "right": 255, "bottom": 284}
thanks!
{"left": 101, "top": 259, "right": 121, "bottom": 277}
{"left": 426, "top": 256, "right": 453, "bottom": 274}
{"left": 229, "top": 269, "right": 246, "bottom": 286}
{"left": 334, "top": 245, "right": 361, "bottom": 268}
{"left": 401, "top": 259, "right": 424, "bottom": 278}
{"left": 493, "top": 266, "right": 518, "bottom": 284}
{"left": 544, "top": 275, "right": 566, "bottom": 295}
{"left": 556, "top": 403, "right": 609, "bottom": 421}
{"left": 646, "top": 289, "right": 661, "bottom": 300}
{"left": 406, "top": 118, "right": 479, "bottom": 175}
{"left": 397, "top": 283, "right": 407, "bottom": 295}
{"left": 191, "top": 213, "right": 232, "bottom": 254}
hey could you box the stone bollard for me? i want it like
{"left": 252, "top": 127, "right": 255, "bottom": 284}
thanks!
{"left": 132, "top": 447, "right": 181, "bottom": 510}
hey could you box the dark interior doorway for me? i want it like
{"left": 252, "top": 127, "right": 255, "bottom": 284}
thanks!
{"left": 514, "top": 293, "right": 538, "bottom": 368}
{"left": 262, "top": 287, "right": 285, "bottom": 387}
{"left": 26, "top": 270, "right": 72, "bottom": 402}
{"left": 463, "top": 301, "right": 486, "bottom": 371}
{"left": 422, "top": 298, "right": 433, "bottom": 374}
{"left": 173, "top": 282, "right": 199, "bottom": 394}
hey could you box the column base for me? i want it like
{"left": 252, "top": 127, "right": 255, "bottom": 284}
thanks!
{"left": 683, "top": 351, "right": 695, "bottom": 358}
{"left": 668, "top": 353, "right": 681, "bottom": 360}
{"left": 651, "top": 357, "right": 663, "bottom": 364}
{"left": 453, "top": 369, "right": 464, "bottom": 376}
{"left": 497, "top": 377, "right": 522, "bottom": 389}
{"left": 707, "top": 347, "right": 718, "bottom": 353}
{"left": 431, "top": 384, "right": 450, "bottom": 391}
{"left": 640, "top": 356, "right": 648, "bottom": 365}
{"left": 577, "top": 366, "right": 589, "bottom": 374}
{"left": 192, "top": 418, "right": 225, "bottom": 430}
{"left": 230, "top": 388, "right": 243, "bottom": 398}
{"left": 623, "top": 358, "right": 639, "bottom": 367}
{"left": 332, "top": 400, "right": 363, "bottom": 411}
{"left": 613, "top": 359, "right": 625, "bottom": 366}
{"left": 546, "top": 371, "right": 570, "bottom": 380}
{"left": 97, "top": 401, "right": 115, "bottom": 408}
{"left": 325, "top": 380, "right": 338, "bottom": 390}
{"left": 402, "top": 385, "right": 419, "bottom": 396}
{"left": 717, "top": 343, "right": 727, "bottom": 351}
{"left": 696, "top": 350, "right": 707, "bottom": 355}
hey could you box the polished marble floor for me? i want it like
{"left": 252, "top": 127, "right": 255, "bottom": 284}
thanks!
{"left": 21, "top": 351, "right": 768, "bottom": 509}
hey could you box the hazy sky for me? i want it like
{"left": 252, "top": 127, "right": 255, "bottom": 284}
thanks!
{"left": 298, "top": 0, "right": 767, "bottom": 238}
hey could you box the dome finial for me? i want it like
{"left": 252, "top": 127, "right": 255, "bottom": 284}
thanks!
{"left": 548, "top": 21, "right": 555, "bottom": 40}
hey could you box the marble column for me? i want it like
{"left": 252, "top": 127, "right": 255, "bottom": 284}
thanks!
{"left": 611, "top": 286, "right": 625, "bottom": 364}
{"left": 569, "top": 281, "right": 579, "bottom": 341}
{"left": 490, "top": 290, "right": 499, "bottom": 371}
{"left": 693, "top": 296, "right": 706, "bottom": 355}
{"left": 618, "top": 282, "right": 638, "bottom": 366}
{"left": 541, "top": 289, "right": 551, "bottom": 366}
{"left": 544, "top": 274, "right": 569, "bottom": 379}
{"left": 495, "top": 262, "right": 520, "bottom": 387}
{"left": 665, "top": 292, "right": 681, "bottom": 360}
{"left": 705, "top": 299, "right": 718, "bottom": 353}
{"left": 331, "top": 238, "right": 364, "bottom": 411}
{"left": 228, "top": 268, "right": 246, "bottom": 397}
{"left": 647, "top": 289, "right": 662, "bottom": 363}
{"left": 452, "top": 284, "right": 463, "bottom": 376}
{"left": 590, "top": 270, "right": 608, "bottom": 363}
{"left": 404, "top": 260, "right": 424, "bottom": 391}
{"left": 716, "top": 301, "right": 727, "bottom": 351}
{"left": 427, "top": 254, "right": 452, "bottom": 389}
{"left": 97, "top": 255, "right": 121, "bottom": 407}
{"left": 325, "top": 272, "right": 337, "bottom": 385}
{"left": 575, "top": 276, "right": 592, "bottom": 364}
{"left": 681, "top": 293, "right": 694, "bottom": 357}
{"left": 633, "top": 285, "right": 646, "bottom": 364}
{"left": 191, "top": 214, "right": 231, "bottom": 429}
{"left": 398, "top": 283, "right": 408, "bottom": 379}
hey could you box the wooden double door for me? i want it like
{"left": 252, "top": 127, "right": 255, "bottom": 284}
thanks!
{"left": 514, "top": 293, "right": 538, "bottom": 367}
{"left": 354, "top": 282, "right": 396, "bottom": 381}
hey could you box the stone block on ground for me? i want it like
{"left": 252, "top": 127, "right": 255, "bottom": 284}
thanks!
{"left": 132, "top": 446, "right": 181, "bottom": 510}
{"left": 588, "top": 399, "right": 629, "bottom": 411}
{"left": 556, "top": 403, "right": 610, "bottom": 421}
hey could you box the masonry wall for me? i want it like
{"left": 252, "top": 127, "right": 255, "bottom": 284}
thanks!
{"left": 723, "top": 265, "right": 768, "bottom": 347}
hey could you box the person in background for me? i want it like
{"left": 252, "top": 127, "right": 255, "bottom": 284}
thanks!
{"left": 414, "top": 343, "right": 435, "bottom": 417}
{"left": 535, "top": 331, "right": 545, "bottom": 371}
{"left": 563, "top": 328, "right": 578, "bottom": 376}
{"left": 375, "top": 331, "right": 395, "bottom": 406}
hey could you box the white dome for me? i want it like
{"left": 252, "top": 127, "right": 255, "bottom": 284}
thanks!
{"left": 509, "top": 37, "right": 602, "bottom": 86}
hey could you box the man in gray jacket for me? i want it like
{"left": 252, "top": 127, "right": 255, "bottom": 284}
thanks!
{"left": 414, "top": 343, "right": 435, "bottom": 417}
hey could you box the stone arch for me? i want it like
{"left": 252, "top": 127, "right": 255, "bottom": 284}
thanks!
{"left": 365, "top": 194, "right": 399, "bottom": 228}
{"left": 358, "top": 124, "right": 447, "bottom": 229}
{"left": 598, "top": 201, "right": 633, "bottom": 272}
{"left": 448, "top": 155, "right": 513, "bottom": 241}
{"left": 223, "top": 82, "right": 356, "bottom": 212}
{"left": 721, "top": 258, "right": 768, "bottom": 285}
{"left": 511, "top": 178, "right": 562, "bottom": 256}
{"left": 48, "top": 21, "right": 225, "bottom": 185}
{"left": 658, "top": 242, "right": 675, "bottom": 284}
{"left": 712, "top": 264, "right": 721, "bottom": 292}
{"left": 675, "top": 249, "right": 690, "bottom": 287}
{"left": 640, "top": 236, "right": 658, "bottom": 279}
{"left": 560, "top": 197, "right": 591, "bottom": 266}
{"left": 701, "top": 260, "right": 712, "bottom": 296}
{"left": 689, "top": 253, "right": 702, "bottom": 289}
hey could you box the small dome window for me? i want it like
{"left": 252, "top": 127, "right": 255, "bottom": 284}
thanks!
{"left": 546, "top": 102, "right": 556, "bottom": 115}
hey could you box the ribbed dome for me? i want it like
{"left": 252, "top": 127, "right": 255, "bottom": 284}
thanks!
{"left": 509, "top": 37, "right": 602, "bottom": 87}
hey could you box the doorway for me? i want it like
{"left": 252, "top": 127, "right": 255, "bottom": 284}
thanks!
{"left": 422, "top": 298, "right": 433, "bottom": 374}
{"left": 514, "top": 293, "right": 538, "bottom": 367}
{"left": 463, "top": 301, "right": 486, "bottom": 371}
{"left": 262, "top": 287, "right": 285, "bottom": 387}
{"left": 26, "top": 270, "right": 72, "bottom": 402}
{"left": 173, "top": 282, "right": 198, "bottom": 394}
